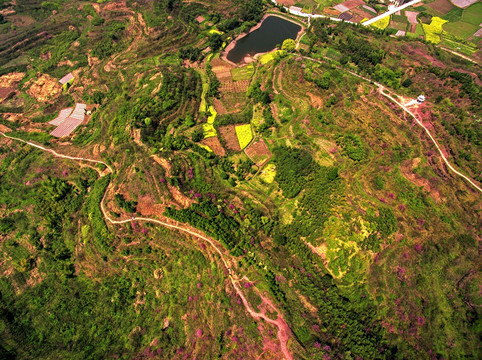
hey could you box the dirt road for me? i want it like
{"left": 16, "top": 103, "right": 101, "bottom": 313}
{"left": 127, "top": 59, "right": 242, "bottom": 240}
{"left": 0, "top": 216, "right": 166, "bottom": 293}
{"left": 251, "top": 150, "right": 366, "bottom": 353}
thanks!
{"left": 300, "top": 56, "right": 481, "bottom": 194}
{"left": 0, "top": 131, "right": 294, "bottom": 360}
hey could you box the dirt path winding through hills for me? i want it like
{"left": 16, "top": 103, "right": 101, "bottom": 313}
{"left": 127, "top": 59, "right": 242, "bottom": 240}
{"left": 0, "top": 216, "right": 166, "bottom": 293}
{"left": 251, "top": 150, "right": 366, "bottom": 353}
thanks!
{"left": 300, "top": 56, "right": 482, "bottom": 194}
{"left": 0, "top": 131, "right": 294, "bottom": 360}
{"left": 377, "top": 88, "right": 482, "bottom": 193}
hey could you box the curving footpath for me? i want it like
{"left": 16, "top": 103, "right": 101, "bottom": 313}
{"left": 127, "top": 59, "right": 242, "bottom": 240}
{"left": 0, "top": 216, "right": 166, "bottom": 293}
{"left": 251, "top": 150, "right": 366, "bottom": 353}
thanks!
{"left": 0, "top": 132, "right": 114, "bottom": 174}
{"left": 0, "top": 130, "right": 294, "bottom": 360}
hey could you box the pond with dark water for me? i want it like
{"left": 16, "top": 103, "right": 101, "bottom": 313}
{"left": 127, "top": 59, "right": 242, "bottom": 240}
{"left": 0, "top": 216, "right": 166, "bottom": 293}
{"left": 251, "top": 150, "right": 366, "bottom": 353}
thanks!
{"left": 226, "top": 16, "right": 302, "bottom": 63}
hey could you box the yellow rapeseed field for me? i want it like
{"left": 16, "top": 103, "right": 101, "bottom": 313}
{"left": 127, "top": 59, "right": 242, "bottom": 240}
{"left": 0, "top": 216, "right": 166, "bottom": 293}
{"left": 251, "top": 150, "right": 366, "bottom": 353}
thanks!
{"left": 422, "top": 17, "right": 448, "bottom": 44}
{"left": 370, "top": 16, "right": 390, "bottom": 30}
{"left": 235, "top": 124, "right": 252, "bottom": 149}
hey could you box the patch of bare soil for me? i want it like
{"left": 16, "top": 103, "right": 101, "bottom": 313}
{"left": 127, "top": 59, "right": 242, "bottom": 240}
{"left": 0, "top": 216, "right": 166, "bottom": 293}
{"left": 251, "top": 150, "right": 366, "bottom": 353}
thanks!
{"left": 0, "top": 7, "right": 16, "bottom": 16}
{"left": 0, "top": 72, "right": 24, "bottom": 88}
{"left": 307, "top": 92, "right": 323, "bottom": 108}
{"left": 57, "top": 59, "right": 76, "bottom": 67}
{"left": 151, "top": 154, "right": 172, "bottom": 177}
{"left": 213, "top": 98, "right": 227, "bottom": 114}
{"left": 168, "top": 184, "right": 194, "bottom": 209}
{"left": 92, "top": 3, "right": 101, "bottom": 13}
{"left": 26, "top": 74, "right": 62, "bottom": 103}
{"left": 0, "top": 87, "right": 15, "bottom": 102}
{"left": 201, "top": 136, "right": 226, "bottom": 156}
{"left": 136, "top": 195, "right": 165, "bottom": 218}
{"left": 0, "top": 124, "right": 11, "bottom": 133}
{"left": 2, "top": 112, "right": 27, "bottom": 123}
{"left": 400, "top": 158, "right": 442, "bottom": 203}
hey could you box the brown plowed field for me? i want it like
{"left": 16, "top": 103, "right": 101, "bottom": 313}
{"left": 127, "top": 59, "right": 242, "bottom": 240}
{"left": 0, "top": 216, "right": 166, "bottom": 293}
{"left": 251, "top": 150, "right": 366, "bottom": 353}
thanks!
{"left": 426, "top": 0, "right": 453, "bottom": 14}
{"left": 211, "top": 58, "right": 233, "bottom": 82}
{"left": 201, "top": 136, "right": 226, "bottom": 157}
{"left": 219, "top": 125, "right": 241, "bottom": 152}
{"left": 220, "top": 80, "right": 250, "bottom": 93}
{"left": 244, "top": 139, "right": 271, "bottom": 166}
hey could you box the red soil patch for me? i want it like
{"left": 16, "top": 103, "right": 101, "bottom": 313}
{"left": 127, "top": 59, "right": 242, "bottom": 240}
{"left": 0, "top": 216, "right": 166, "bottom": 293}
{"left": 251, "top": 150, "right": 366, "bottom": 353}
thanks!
{"left": 136, "top": 195, "right": 165, "bottom": 217}
{"left": 0, "top": 124, "right": 11, "bottom": 133}
{"left": 201, "top": 136, "right": 226, "bottom": 157}
{"left": 323, "top": 8, "right": 341, "bottom": 16}
{"left": 244, "top": 138, "right": 271, "bottom": 166}
{"left": 213, "top": 98, "right": 227, "bottom": 115}
{"left": 26, "top": 74, "right": 62, "bottom": 103}
{"left": 0, "top": 88, "right": 15, "bottom": 101}
{"left": 352, "top": 8, "right": 373, "bottom": 20}
{"left": 334, "top": 0, "right": 364, "bottom": 12}
{"left": 307, "top": 92, "right": 323, "bottom": 108}
{"left": 219, "top": 125, "right": 241, "bottom": 152}
{"left": 405, "top": 11, "right": 419, "bottom": 24}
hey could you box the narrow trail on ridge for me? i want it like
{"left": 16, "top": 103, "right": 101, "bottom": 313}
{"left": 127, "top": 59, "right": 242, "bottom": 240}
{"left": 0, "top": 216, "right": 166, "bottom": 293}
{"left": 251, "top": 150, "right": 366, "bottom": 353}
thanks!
{"left": 0, "top": 131, "right": 294, "bottom": 360}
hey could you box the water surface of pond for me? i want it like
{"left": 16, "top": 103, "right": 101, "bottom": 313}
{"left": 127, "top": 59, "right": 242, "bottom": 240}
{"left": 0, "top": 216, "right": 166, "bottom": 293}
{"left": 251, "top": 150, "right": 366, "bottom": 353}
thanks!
{"left": 226, "top": 16, "right": 301, "bottom": 63}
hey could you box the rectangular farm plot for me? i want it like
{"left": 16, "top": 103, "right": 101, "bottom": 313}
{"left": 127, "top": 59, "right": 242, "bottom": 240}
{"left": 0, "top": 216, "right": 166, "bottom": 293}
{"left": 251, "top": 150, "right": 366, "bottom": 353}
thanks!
{"left": 220, "top": 80, "right": 250, "bottom": 94}
{"left": 443, "top": 21, "right": 479, "bottom": 39}
{"left": 450, "top": 0, "right": 478, "bottom": 9}
{"left": 235, "top": 124, "right": 253, "bottom": 150}
{"left": 426, "top": 0, "right": 453, "bottom": 15}
{"left": 219, "top": 125, "right": 241, "bottom": 152}
{"left": 211, "top": 58, "right": 233, "bottom": 82}
{"left": 244, "top": 138, "right": 271, "bottom": 166}
{"left": 334, "top": 0, "right": 364, "bottom": 13}
{"left": 50, "top": 103, "right": 86, "bottom": 138}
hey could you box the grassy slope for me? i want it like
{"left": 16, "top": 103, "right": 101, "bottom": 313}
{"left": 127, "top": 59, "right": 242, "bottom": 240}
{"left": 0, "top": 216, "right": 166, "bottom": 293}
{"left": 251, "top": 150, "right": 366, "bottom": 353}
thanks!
{"left": 0, "top": 1, "right": 481, "bottom": 360}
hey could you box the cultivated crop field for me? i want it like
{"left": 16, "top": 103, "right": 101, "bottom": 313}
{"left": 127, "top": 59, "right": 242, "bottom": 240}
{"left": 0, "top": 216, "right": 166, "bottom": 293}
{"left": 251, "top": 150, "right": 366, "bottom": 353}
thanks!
{"left": 422, "top": 16, "right": 447, "bottom": 43}
{"left": 230, "top": 63, "right": 254, "bottom": 81}
{"left": 219, "top": 124, "right": 241, "bottom": 152}
{"left": 244, "top": 138, "right": 271, "bottom": 166}
{"left": 201, "top": 136, "right": 226, "bottom": 156}
{"left": 235, "top": 123, "right": 253, "bottom": 150}
{"left": 203, "top": 105, "right": 217, "bottom": 138}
